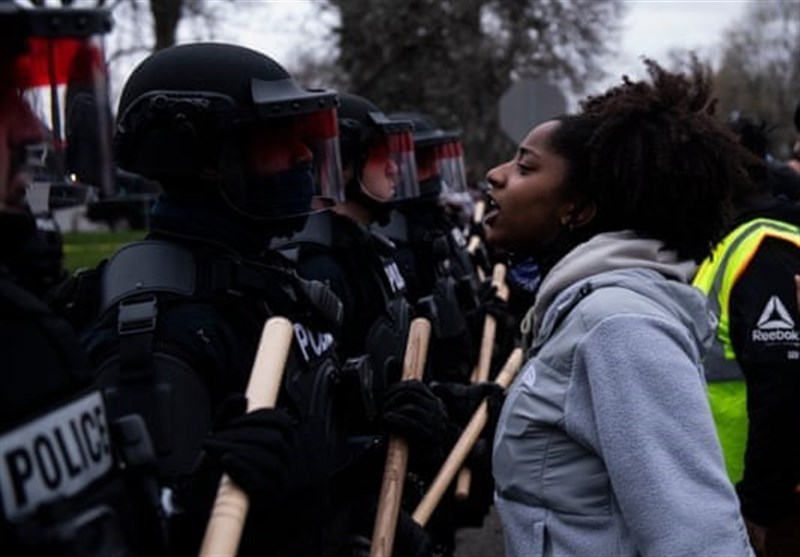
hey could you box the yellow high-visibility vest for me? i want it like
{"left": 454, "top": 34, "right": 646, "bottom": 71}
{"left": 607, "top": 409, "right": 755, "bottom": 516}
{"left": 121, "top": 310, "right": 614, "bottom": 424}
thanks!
{"left": 693, "top": 217, "right": 800, "bottom": 483}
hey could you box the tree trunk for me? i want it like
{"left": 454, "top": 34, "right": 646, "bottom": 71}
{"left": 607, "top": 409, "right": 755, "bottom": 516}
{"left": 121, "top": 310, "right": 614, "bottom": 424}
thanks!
{"left": 150, "top": 0, "right": 183, "bottom": 51}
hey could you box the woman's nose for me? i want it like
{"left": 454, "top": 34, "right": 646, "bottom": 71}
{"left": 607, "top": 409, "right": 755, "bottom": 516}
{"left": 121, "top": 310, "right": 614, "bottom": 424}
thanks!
{"left": 485, "top": 163, "right": 506, "bottom": 189}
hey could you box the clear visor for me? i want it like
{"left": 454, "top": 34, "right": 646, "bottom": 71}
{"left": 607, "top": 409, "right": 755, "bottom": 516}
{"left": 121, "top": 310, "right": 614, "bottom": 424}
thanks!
{"left": 415, "top": 145, "right": 439, "bottom": 183}
{"left": 386, "top": 130, "right": 419, "bottom": 201}
{"left": 436, "top": 140, "right": 467, "bottom": 194}
{"left": 300, "top": 107, "right": 344, "bottom": 206}
{"left": 14, "top": 35, "right": 114, "bottom": 212}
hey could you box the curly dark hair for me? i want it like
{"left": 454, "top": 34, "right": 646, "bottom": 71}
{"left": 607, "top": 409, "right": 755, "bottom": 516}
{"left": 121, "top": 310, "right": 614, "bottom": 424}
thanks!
{"left": 549, "top": 58, "right": 754, "bottom": 263}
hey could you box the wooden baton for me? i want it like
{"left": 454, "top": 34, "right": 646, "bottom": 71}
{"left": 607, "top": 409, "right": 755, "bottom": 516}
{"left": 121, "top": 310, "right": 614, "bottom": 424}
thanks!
{"left": 467, "top": 200, "right": 487, "bottom": 281}
{"left": 369, "top": 317, "right": 432, "bottom": 557}
{"left": 412, "top": 347, "right": 523, "bottom": 527}
{"left": 466, "top": 200, "right": 484, "bottom": 256}
{"left": 457, "top": 263, "right": 508, "bottom": 499}
{"left": 198, "top": 317, "right": 294, "bottom": 557}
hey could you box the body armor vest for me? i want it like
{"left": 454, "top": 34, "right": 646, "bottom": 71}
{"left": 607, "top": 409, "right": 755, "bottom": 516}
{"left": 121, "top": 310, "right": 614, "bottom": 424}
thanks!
{"left": 377, "top": 208, "right": 477, "bottom": 381}
{"left": 85, "top": 239, "right": 344, "bottom": 483}
{"left": 280, "top": 211, "right": 411, "bottom": 418}
{"left": 0, "top": 276, "right": 165, "bottom": 557}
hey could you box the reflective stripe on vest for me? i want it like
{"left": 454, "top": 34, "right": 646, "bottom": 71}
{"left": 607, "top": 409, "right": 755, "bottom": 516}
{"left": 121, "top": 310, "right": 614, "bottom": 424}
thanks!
{"left": 694, "top": 217, "right": 800, "bottom": 380}
{"left": 694, "top": 217, "right": 800, "bottom": 482}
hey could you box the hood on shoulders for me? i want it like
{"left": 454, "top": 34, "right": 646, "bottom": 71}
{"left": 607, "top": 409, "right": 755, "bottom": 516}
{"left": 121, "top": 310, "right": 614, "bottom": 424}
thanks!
{"left": 524, "top": 231, "right": 711, "bottom": 348}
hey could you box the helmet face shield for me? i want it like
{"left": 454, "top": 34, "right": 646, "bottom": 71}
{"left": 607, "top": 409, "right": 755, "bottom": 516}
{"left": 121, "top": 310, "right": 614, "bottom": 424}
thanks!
{"left": 232, "top": 106, "right": 344, "bottom": 221}
{"left": 301, "top": 107, "right": 344, "bottom": 206}
{"left": 15, "top": 34, "right": 113, "bottom": 211}
{"left": 387, "top": 129, "right": 419, "bottom": 201}
{"left": 436, "top": 138, "right": 467, "bottom": 195}
{"left": 356, "top": 112, "right": 418, "bottom": 203}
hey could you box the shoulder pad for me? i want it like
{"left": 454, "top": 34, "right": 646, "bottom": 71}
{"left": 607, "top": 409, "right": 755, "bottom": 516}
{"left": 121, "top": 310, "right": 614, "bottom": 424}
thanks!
{"left": 101, "top": 240, "right": 196, "bottom": 314}
{"left": 272, "top": 210, "right": 335, "bottom": 251}
{"left": 372, "top": 210, "right": 408, "bottom": 243}
{"left": 295, "top": 276, "right": 344, "bottom": 329}
{"left": 369, "top": 229, "right": 397, "bottom": 252}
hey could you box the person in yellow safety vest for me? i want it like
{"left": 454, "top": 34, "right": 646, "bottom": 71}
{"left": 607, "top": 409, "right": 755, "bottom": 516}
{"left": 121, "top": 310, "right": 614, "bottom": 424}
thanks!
{"left": 694, "top": 115, "right": 800, "bottom": 557}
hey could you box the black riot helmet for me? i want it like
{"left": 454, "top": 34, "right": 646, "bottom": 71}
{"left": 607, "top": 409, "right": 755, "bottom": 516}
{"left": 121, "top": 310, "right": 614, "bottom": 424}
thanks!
{"left": 115, "top": 43, "right": 344, "bottom": 222}
{"left": 1, "top": 1, "right": 113, "bottom": 246}
{"left": 338, "top": 93, "right": 418, "bottom": 203}
{"left": 388, "top": 111, "right": 467, "bottom": 200}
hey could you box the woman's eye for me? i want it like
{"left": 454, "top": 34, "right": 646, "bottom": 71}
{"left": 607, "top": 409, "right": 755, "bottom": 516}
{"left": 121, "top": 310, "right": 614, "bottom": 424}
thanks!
{"left": 516, "top": 163, "right": 533, "bottom": 174}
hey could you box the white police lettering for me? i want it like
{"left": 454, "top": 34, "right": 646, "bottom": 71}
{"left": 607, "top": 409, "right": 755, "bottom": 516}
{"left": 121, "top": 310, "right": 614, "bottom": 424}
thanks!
{"left": 293, "top": 323, "right": 334, "bottom": 362}
{"left": 451, "top": 228, "right": 467, "bottom": 248}
{"left": 0, "top": 391, "right": 112, "bottom": 521}
{"left": 384, "top": 261, "right": 406, "bottom": 294}
{"left": 752, "top": 295, "right": 799, "bottom": 343}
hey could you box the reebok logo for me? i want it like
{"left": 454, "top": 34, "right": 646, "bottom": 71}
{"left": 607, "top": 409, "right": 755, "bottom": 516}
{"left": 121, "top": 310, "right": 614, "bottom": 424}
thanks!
{"left": 752, "top": 296, "right": 799, "bottom": 342}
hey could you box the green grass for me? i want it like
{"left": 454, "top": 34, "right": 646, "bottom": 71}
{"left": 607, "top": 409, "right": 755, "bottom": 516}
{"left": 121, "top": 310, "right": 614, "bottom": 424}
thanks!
{"left": 62, "top": 231, "right": 145, "bottom": 273}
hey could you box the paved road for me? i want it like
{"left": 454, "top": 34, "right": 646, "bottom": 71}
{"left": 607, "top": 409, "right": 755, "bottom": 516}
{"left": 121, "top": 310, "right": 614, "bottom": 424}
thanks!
{"left": 453, "top": 507, "right": 505, "bottom": 557}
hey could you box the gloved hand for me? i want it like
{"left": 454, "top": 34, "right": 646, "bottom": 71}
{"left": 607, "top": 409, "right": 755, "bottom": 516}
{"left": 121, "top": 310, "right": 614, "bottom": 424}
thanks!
{"left": 202, "top": 394, "right": 293, "bottom": 506}
{"left": 394, "top": 509, "right": 433, "bottom": 557}
{"left": 346, "top": 510, "right": 433, "bottom": 557}
{"left": 380, "top": 380, "right": 447, "bottom": 453}
{"left": 430, "top": 381, "right": 505, "bottom": 428}
{"left": 477, "top": 281, "right": 509, "bottom": 321}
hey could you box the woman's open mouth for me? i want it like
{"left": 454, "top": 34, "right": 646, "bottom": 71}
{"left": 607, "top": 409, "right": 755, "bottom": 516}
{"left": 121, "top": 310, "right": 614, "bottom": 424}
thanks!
{"left": 483, "top": 194, "right": 500, "bottom": 226}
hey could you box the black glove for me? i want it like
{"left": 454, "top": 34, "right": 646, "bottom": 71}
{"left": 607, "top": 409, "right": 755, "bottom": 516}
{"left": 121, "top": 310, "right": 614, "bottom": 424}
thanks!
{"left": 394, "top": 509, "right": 433, "bottom": 557}
{"left": 380, "top": 380, "right": 447, "bottom": 453}
{"left": 344, "top": 511, "right": 432, "bottom": 557}
{"left": 202, "top": 394, "right": 293, "bottom": 506}
{"left": 430, "top": 381, "right": 505, "bottom": 428}
{"left": 477, "top": 281, "right": 509, "bottom": 321}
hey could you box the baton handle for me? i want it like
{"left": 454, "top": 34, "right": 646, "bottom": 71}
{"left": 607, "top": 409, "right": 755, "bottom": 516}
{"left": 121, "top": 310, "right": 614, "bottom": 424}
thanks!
{"left": 413, "top": 348, "right": 523, "bottom": 527}
{"left": 369, "top": 318, "right": 431, "bottom": 557}
{"left": 199, "top": 317, "right": 294, "bottom": 557}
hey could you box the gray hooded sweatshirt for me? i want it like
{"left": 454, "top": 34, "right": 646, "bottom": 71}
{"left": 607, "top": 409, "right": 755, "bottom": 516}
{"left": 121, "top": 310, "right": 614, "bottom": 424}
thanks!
{"left": 493, "top": 231, "right": 754, "bottom": 557}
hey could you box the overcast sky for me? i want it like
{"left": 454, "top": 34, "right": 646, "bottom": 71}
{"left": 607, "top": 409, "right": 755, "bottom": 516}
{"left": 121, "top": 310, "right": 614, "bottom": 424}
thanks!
{"left": 109, "top": 0, "right": 752, "bottom": 104}
{"left": 605, "top": 0, "right": 750, "bottom": 85}
{"left": 217, "top": 0, "right": 751, "bottom": 83}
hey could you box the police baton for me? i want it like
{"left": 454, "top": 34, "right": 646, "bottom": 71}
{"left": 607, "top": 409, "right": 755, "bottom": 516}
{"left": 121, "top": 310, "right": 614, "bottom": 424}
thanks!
{"left": 199, "top": 317, "right": 294, "bottom": 557}
{"left": 370, "top": 317, "right": 432, "bottom": 557}
{"left": 455, "top": 263, "right": 508, "bottom": 500}
{"left": 467, "top": 200, "right": 487, "bottom": 281}
{"left": 412, "top": 347, "right": 523, "bottom": 527}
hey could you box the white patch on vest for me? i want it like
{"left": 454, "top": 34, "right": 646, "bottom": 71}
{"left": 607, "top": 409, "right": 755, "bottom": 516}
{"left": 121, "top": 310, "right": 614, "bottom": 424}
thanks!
{"left": 293, "top": 323, "right": 334, "bottom": 362}
{"left": 384, "top": 261, "right": 406, "bottom": 293}
{"left": 752, "top": 295, "right": 799, "bottom": 342}
{"left": 0, "top": 391, "right": 112, "bottom": 522}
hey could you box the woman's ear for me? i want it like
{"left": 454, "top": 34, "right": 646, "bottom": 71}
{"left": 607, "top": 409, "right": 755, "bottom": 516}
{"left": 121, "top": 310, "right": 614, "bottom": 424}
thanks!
{"left": 560, "top": 200, "right": 597, "bottom": 230}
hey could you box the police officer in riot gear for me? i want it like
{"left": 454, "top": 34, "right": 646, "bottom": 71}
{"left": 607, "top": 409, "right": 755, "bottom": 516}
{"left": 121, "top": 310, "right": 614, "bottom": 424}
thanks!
{"left": 278, "top": 93, "right": 445, "bottom": 557}
{"left": 381, "top": 112, "right": 490, "bottom": 383}
{"left": 0, "top": 2, "right": 165, "bottom": 555}
{"left": 379, "top": 112, "right": 512, "bottom": 556}
{"left": 63, "top": 43, "right": 348, "bottom": 556}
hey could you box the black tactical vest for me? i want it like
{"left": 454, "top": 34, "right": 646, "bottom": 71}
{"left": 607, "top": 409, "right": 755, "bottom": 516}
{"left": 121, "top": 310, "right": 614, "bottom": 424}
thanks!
{"left": 75, "top": 239, "right": 345, "bottom": 486}
{"left": 279, "top": 211, "right": 412, "bottom": 420}
{"left": 376, "top": 208, "right": 478, "bottom": 382}
{"left": 0, "top": 276, "right": 165, "bottom": 557}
